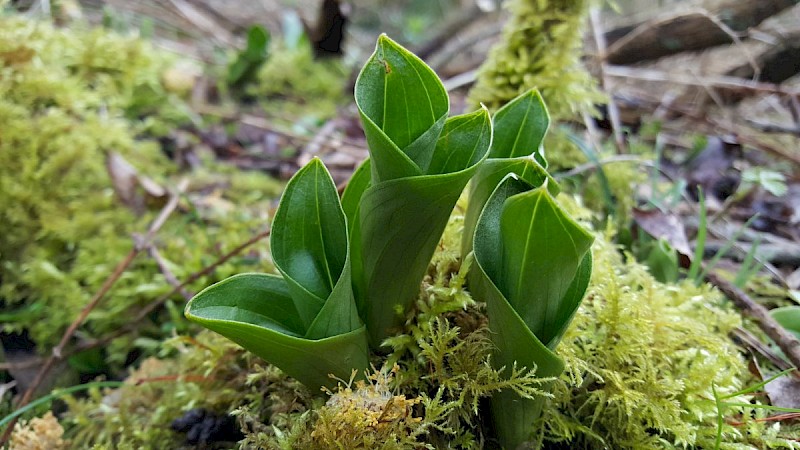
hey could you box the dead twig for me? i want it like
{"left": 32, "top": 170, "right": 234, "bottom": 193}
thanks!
{"left": 746, "top": 119, "right": 800, "bottom": 137}
{"left": 705, "top": 270, "right": 800, "bottom": 372}
{"left": 731, "top": 326, "right": 794, "bottom": 373}
{"left": 148, "top": 245, "right": 193, "bottom": 301}
{"left": 0, "top": 359, "right": 43, "bottom": 372}
{"left": 554, "top": 155, "right": 651, "bottom": 179}
{"left": 62, "top": 228, "right": 273, "bottom": 361}
{"left": 414, "top": 3, "right": 485, "bottom": 61}
{"left": 430, "top": 22, "right": 504, "bottom": 73}
{"left": 604, "top": 65, "right": 800, "bottom": 98}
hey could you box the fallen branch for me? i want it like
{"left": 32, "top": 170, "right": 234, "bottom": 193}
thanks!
{"left": 721, "top": 31, "right": 800, "bottom": 103}
{"left": 604, "top": 0, "right": 798, "bottom": 65}
{"left": 705, "top": 270, "right": 800, "bottom": 372}
{"left": 604, "top": 65, "right": 800, "bottom": 98}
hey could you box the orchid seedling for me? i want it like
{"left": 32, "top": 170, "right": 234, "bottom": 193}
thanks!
{"left": 185, "top": 34, "right": 594, "bottom": 449}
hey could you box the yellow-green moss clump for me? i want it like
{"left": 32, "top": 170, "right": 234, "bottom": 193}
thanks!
{"left": 248, "top": 41, "right": 348, "bottom": 121}
{"left": 63, "top": 331, "right": 312, "bottom": 449}
{"left": 0, "top": 16, "right": 280, "bottom": 367}
{"left": 468, "top": 0, "right": 602, "bottom": 119}
{"left": 9, "top": 411, "right": 67, "bottom": 450}
{"left": 467, "top": 0, "right": 606, "bottom": 171}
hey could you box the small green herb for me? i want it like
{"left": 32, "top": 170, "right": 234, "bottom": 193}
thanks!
{"left": 186, "top": 35, "right": 594, "bottom": 447}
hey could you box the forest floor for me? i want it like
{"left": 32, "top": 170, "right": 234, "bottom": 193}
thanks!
{"left": 2, "top": 0, "right": 800, "bottom": 448}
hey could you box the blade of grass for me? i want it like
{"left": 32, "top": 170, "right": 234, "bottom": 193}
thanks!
{"left": 734, "top": 236, "right": 762, "bottom": 288}
{"left": 688, "top": 187, "right": 706, "bottom": 282}
{"left": 698, "top": 214, "right": 760, "bottom": 281}
{"left": 564, "top": 129, "right": 616, "bottom": 217}
{"left": 1, "top": 381, "right": 124, "bottom": 432}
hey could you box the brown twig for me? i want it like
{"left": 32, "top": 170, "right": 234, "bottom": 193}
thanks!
{"left": 63, "top": 228, "right": 273, "bottom": 359}
{"left": 0, "top": 180, "right": 187, "bottom": 444}
{"left": 705, "top": 270, "right": 800, "bottom": 372}
{"left": 604, "top": 65, "right": 800, "bottom": 98}
{"left": 730, "top": 326, "right": 794, "bottom": 373}
{"left": 148, "top": 245, "right": 193, "bottom": 301}
{"left": 0, "top": 226, "right": 272, "bottom": 394}
{"left": 0, "top": 359, "right": 43, "bottom": 372}
{"left": 413, "top": 3, "right": 484, "bottom": 61}
{"left": 746, "top": 119, "right": 800, "bottom": 137}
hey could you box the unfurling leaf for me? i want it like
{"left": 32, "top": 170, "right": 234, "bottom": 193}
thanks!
{"left": 462, "top": 89, "right": 558, "bottom": 257}
{"left": 470, "top": 174, "right": 593, "bottom": 448}
{"left": 353, "top": 35, "right": 492, "bottom": 348}
{"left": 185, "top": 158, "right": 368, "bottom": 389}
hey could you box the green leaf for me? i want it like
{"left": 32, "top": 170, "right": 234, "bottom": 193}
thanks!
{"left": 185, "top": 274, "right": 367, "bottom": 389}
{"left": 356, "top": 108, "right": 492, "bottom": 347}
{"left": 186, "top": 158, "right": 368, "bottom": 389}
{"left": 341, "top": 159, "right": 372, "bottom": 310}
{"left": 428, "top": 107, "right": 492, "bottom": 174}
{"left": 771, "top": 306, "right": 800, "bottom": 340}
{"left": 742, "top": 168, "right": 788, "bottom": 197}
{"left": 461, "top": 90, "right": 558, "bottom": 258}
{"left": 461, "top": 158, "right": 558, "bottom": 257}
{"left": 470, "top": 174, "right": 594, "bottom": 448}
{"left": 227, "top": 25, "right": 270, "bottom": 88}
{"left": 489, "top": 89, "right": 549, "bottom": 159}
{"left": 355, "top": 34, "right": 449, "bottom": 180}
{"left": 271, "top": 158, "right": 355, "bottom": 334}
{"left": 245, "top": 25, "right": 270, "bottom": 58}
{"left": 497, "top": 185, "right": 594, "bottom": 344}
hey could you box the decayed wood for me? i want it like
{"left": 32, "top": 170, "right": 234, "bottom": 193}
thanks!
{"left": 604, "top": 0, "right": 799, "bottom": 65}
{"left": 720, "top": 31, "right": 800, "bottom": 103}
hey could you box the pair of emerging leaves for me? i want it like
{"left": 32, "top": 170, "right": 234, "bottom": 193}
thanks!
{"left": 186, "top": 34, "right": 594, "bottom": 449}
{"left": 187, "top": 34, "right": 491, "bottom": 388}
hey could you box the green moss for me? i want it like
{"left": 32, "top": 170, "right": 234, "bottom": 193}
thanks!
{"left": 539, "top": 200, "right": 800, "bottom": 449}
{"left": 62, "top": 331, "right": 311, "bottom": 449}
{"left": 0, "top": 16, "right": 281, "bottom": 368}
{"left": 248, "top": 42, "right": 348, "bottom": 121}
{"left": 468, "top": 0, "right": 603, "bottom": 120}
{"left": 56, "top": 200, "right": 800, "bottom": 449}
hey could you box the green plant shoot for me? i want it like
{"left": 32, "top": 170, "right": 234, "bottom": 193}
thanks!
{"left": 470, "top": 174, "right": 593, "bottom": 448}
{"left": 186, "top": 36, "right": 595, "bottom": 449}
{"left": 185, "top": 159, "right": 368, "bottom": 389}
{"left": 350, "top": 35, "right": 492, "bottom": 347}
{"left": 228, "top": 25, "right": 270, "bottom": 89}
{"left": 461, "top": 89, "right": 559, "bottom": 258}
